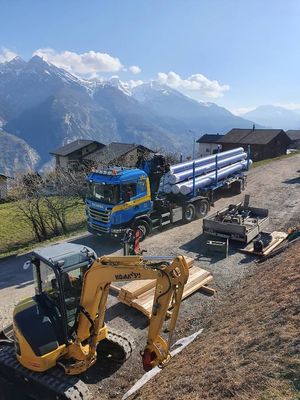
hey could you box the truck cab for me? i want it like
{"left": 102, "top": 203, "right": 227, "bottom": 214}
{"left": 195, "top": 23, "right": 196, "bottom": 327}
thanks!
{"left": 86, "top": 168, "right": 152, "bottom": 237}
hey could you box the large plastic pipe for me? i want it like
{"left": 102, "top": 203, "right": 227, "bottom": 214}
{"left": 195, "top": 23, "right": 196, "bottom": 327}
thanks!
{"left": 170, "top": 147, "right": 244, "bottom": 174}
{"left": 168, "top": 152, "right": 247, "bottom": 184}
{"left": 171, "top": 160, "right": 252, "bottom": 195}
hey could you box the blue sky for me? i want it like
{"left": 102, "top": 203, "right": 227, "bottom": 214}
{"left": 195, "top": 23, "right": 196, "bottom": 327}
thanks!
{"left": 1, "top": 0, "right": 300, "bottom": 113}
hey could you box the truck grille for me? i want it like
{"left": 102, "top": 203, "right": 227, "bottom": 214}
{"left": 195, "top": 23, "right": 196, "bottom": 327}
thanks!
{"left": 88, "top": 207, "right": 111, "bottom": 223}
{"left": 90, "top": 223, "right": 110, "bottom": 233}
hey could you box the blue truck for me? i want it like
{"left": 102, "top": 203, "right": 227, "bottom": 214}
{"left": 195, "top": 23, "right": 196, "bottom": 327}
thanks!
{"left": 85, "top": 154, "right": 249, "bottom": 239}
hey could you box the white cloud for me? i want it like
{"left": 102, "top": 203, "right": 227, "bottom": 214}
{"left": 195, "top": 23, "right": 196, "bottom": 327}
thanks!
{"left": 33, "top": 48, "right": 123, "bottom": 76}
{"left": 0, "top": 47, "right": 18, "bottom": 63}
{"left": 157, "top": 71, "right": 229, "bottom": 98}
{"left": 129, "top": 65, "right": 141, "bottom": 75}
{"left": 232, "top": 106, "right": 256, "bottom": 115}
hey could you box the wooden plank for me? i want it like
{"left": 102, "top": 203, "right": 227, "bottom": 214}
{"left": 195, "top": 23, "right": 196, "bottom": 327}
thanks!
{"left": 123, "top": 266, "right": 213, "bottom": 318}
{"left": 118, "top": 257, "right": 194, "bottom": 301}
{"left": 109, "top": 284, "right": 121, "bottom": 294}
{"left": 199, "top": 285, "right": 216, "bottom": 295}
{"left": 240, "top": 231, "right": 287, "bottom": 255}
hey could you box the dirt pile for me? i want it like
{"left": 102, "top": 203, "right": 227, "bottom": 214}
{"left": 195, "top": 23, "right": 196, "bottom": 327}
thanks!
{"left": 135, "top": 241, "right": 300, "bottom": 400}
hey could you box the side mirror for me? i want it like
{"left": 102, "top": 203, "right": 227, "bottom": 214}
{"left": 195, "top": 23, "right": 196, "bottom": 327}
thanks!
{"left": 23, "top": 260, "right": 32, "bottom": 271}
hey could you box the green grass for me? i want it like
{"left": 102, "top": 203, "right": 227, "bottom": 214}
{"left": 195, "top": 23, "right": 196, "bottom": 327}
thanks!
{"left": 253, "top": 151, "right": 299, "bottom": 168}
{"left": 0, "top": 198, "right": 86, "bottom": 258}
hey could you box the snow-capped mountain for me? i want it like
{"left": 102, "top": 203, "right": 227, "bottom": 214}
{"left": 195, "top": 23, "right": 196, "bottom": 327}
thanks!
{"left": 0, "top": 56, "right": 257, "bottom": 173}
{"left": 241, "top": 105, "right": 300, "bottom": 130}
{"left": 132, "top": 82, "right": 256, "bottom": 133}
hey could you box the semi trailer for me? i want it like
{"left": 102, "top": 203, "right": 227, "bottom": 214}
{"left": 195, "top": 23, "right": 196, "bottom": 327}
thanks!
{"left": 85, "top": 148, "right": 252, "bottom": 239}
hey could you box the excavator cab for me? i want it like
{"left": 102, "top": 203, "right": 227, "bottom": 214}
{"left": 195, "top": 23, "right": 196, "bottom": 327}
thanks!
{"left": 30, "top": 243, "right": 96, "bottom": 338}
{"left": 13, "top": 244, "right": 97, "bottom": 371}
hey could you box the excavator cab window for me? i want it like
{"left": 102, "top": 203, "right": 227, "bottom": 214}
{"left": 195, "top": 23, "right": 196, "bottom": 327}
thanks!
{"left": 61, "top": 267, "right": 84, "bottom": 334}
{"left": 32, "top": 260, "right": 85, "bottom": 337}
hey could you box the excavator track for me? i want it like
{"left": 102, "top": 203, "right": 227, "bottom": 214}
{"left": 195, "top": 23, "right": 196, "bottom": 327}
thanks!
{"left": 0, "top": 345, "right": 91, "bottom": 400}
{"left": 99, "top": 327, "right": 135, "bottom": 362}
{"left": 0, "top": 326, "right": 134, "bottom": 400}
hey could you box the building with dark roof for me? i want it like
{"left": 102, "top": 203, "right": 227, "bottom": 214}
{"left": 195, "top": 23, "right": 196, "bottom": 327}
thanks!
{"left": 217, "top": 128, "right": 291, "bottom": 161}
{"left": 85, "top": 142, "right": 155, "bottom": 166}
{"left": 196, "top": 134, "right": 223, "bottom": 157}
{"left": 286, "top": 130, "right": 300, "bottom": 149}
{"left": 50, "top": 140, "right": 105, "bottom": 170}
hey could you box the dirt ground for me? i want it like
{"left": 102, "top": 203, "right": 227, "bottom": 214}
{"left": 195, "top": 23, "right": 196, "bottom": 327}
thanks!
{"left": 137, "top": 240, "right": 300, "bottom": 400}
{"left": 0, "top": 153, "right": 299, "bottom": 399}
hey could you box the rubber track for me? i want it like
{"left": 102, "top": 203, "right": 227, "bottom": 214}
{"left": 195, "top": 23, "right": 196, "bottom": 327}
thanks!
{"left": 0, "top": 346, "right": 91, "bottom": 400}
{"left": 107, "top": 327, "right": 135, "bottom": 361}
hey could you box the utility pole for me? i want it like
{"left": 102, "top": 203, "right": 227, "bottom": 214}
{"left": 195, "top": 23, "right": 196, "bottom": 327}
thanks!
{"left": 189, "top": 130, "right": 196, "bottom": 160}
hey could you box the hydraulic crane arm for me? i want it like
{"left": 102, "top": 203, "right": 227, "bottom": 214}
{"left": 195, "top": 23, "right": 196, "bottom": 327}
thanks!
{"left": 66, "top": 255, "right": 189, "bottom": 374}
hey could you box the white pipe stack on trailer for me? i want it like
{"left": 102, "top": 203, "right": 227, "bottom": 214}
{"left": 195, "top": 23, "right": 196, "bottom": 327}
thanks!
{"left": 159, "top": 147, "right": 252, "bottom": 195}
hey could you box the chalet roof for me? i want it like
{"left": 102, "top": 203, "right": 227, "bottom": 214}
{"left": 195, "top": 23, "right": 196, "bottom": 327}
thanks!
{"left": 217, "top": 128, "right": 288, "bottom": 145}
{"left": 50, "top": 140, "right": 104, "bottom": 156}
{"left": 196, "top": 134, "right": 223, "bottom": 143}
{"left": 86, "top": 142, "right": 154, "bottom": 163}
{"left": 286, "top": 130, "right": 300, "bottom": 141}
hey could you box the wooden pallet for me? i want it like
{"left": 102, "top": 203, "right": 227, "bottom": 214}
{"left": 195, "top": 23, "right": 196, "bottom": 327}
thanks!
{"left": 240, "top": 231, "right": 287, "bottom": 256}
{"left": 116, "top": 257, "right": 213, "bottom": 318}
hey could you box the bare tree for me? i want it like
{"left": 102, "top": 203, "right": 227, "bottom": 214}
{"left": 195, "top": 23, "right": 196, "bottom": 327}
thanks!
{"left": 11, "top": 169, "right": 87, "bottom": 242}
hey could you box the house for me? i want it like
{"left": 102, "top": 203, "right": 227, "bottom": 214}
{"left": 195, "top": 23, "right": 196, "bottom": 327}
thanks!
{"left": 0, "top": 173, "right": 9, "bottom": 200}
{"left": 196, "top": 134, "right": 223, "bottom": 157}
{"left": 286, "top": 130, "right": 300, "bottom": 149}
{"left": 50, "top": 140, "right": 105, "bottom": 170}
{"left": 217, "top": 128, "right": 291, "bottom": 161}
{"left": 85, "top": 142, "right": 155, "bottom": 167}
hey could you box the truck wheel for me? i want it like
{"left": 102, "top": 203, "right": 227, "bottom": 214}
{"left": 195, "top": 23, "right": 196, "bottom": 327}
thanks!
{"left": 133, "top": 220, "right": 150, "bottom": 241}
{"left": 183, "top": 203, "right": 196, "bottom": 223}
{"left": 196, "top": 199, "right": 209, "bottom": 218}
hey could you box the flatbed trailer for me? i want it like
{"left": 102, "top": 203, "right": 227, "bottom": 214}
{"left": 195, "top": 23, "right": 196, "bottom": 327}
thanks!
{"left": 203, "top": 202, "right": 269, "bottom": 243}
{"left": 148, "top": 172, "right": 247, "bottom": 232}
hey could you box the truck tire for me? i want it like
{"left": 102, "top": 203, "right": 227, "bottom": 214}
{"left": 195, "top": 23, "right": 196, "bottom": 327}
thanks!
{"left": 195, "top": 199, "right": 209, "bottom": 218}
{"left": 183, "top": 203, "right": 196, "bottom": 223}
{"left": 133, "top": 220, "right": 150, "bottom": 241}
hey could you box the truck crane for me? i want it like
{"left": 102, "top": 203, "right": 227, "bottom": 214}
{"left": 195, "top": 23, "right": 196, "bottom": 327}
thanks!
{"left": 0, "top": 243, "right": 189, "bottom": 399}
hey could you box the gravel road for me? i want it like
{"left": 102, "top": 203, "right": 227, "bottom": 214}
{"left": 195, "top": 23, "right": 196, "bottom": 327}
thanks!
{"left": 0, "top": 153, "right": 299, "bottom": 399}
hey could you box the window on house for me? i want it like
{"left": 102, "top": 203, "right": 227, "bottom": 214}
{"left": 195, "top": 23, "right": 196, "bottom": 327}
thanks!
{"left": 206, "top": 148, "right": 210, "bottom": 152}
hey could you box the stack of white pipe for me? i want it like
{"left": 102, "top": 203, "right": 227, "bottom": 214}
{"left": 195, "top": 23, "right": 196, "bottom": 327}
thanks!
{"left": 159, "top": 147, "right": 251, "bottom": 195}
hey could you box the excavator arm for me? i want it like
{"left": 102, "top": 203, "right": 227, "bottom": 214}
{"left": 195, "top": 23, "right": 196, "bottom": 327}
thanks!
{"left": 66, "top": 255, "right": 189, "bottom": 374}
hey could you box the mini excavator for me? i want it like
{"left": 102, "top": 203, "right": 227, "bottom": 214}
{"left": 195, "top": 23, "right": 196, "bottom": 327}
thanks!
{"left": 0, "top": 243, "right": 189, "bottom": 399}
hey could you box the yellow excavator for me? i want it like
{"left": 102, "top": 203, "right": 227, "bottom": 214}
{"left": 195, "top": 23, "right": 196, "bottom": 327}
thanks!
{"left": 0, "top": 243, "right": 189, "bottom": 399}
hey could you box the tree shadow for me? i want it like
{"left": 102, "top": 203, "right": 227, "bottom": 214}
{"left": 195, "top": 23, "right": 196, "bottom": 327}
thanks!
{"left": 283, "top": 177, "right": 300, "bottom": 184}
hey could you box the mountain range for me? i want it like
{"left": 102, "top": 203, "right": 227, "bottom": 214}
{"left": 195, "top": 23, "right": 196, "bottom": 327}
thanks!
{"left": 0, "top": 55, "right": 258, "bottom": 175}
{"left": 241, "top": 105, "right": 300, "bottom": 130}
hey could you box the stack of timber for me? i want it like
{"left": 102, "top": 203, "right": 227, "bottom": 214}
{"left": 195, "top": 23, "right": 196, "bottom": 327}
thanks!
{"left": 116, "top": 257, "right": 213, "bottom": 318}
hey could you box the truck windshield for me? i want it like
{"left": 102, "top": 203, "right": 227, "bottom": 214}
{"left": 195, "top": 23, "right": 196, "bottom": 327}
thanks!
{"left": 88, "top": 182, "right": 120, "bottom": 205}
